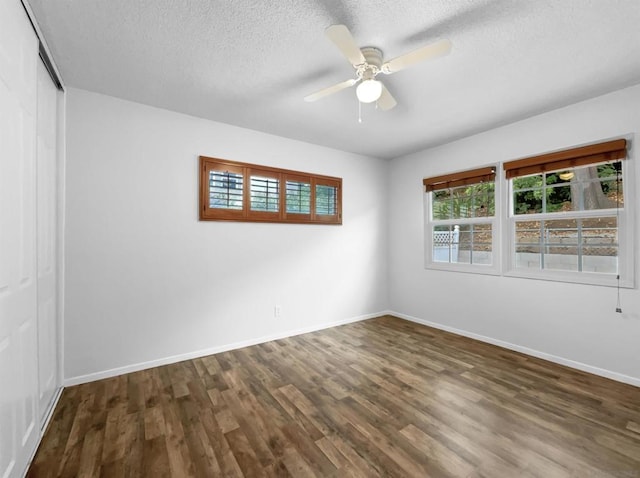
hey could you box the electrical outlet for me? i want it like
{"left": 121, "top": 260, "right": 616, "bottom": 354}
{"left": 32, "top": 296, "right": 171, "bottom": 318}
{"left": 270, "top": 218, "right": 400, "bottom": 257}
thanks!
{"left": 274, "top": 305, "right": 281, "bottom": 317}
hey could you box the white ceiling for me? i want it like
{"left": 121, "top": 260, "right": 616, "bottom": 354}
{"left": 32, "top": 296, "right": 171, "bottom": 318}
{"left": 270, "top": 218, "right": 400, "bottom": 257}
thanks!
{"left": 28, "top": 0, "right": 640, "bottom": 160}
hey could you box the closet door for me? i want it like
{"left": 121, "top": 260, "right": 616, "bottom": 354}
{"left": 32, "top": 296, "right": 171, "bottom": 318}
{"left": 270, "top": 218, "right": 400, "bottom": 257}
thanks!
{"left": 0, "top": 0, "right": 40, "bottom": 476}
{"left": 36, "top": 59, "right": 59, "bottom": 426}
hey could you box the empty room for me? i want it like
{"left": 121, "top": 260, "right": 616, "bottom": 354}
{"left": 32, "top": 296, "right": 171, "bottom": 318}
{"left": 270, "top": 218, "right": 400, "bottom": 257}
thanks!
{"left": 2, "top": 0, "right": 640, "bottom": 476}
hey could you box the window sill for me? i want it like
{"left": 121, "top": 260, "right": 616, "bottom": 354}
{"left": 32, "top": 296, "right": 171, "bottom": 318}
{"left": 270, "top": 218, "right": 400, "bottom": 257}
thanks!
{"left": 425, "top": 261, "right": 501, "bottom": 276}
{"left": 504, "top": 269, "right": 634, "bottom": 289}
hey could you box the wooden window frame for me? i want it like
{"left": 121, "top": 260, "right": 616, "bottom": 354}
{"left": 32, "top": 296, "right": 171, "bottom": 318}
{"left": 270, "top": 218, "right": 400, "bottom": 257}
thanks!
{"left": 199, "top": 156, "right": 342, "bottom": 224}
{"left": 283, "top": 173, "right": 312, "bottom": 222}
{"left": 313, "top": 177, "right": 342, "bottom": 223}
{"left": 201, "top": 160, "right": 245, "bottom": 221}
{"left": 247, "top": 168, "right": 282, "bottom": 221}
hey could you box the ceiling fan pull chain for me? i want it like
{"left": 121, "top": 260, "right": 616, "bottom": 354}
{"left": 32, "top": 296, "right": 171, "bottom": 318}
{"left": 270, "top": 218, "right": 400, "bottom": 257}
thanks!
{"left": 358, "top": 100, "right": 362, "bottom": 123}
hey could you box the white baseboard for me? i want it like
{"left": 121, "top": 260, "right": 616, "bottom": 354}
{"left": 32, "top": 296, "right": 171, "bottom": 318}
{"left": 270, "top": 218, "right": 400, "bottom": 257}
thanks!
{"left": 391, "top": 311, "right": 640, "bottom": 388}
{"left": 64, "top": 311, "right": 386, "bottom": 386}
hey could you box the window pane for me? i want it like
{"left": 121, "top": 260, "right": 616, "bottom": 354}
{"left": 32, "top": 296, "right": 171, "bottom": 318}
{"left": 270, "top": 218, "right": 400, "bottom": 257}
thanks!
{"left": 458, "top": 224, "right": 493, "bottom": 265}
{"left": 515, "top": 220, "right": 541, "bottom": 244}
{"left": 600, "top": 179, "right": 623, "bottom": 207}
{"left": 579, "top": 178, "right": 622, "bottom": 211}
{"left": 541, "top": 219, "right": 580, "bottom": 271}
{"left": 451, "top": 186, "right": 472, "bottom": 219}
{"left": 582, "top": 217, "right": 617, "bottom": 273}
{"left": 515, "top": 221, "right": 541, "bottom": 270}
{"left": 457, "top": 225, "right": 472, "bottom": 264}
{"left": 596, "top": 163, "right": 619, "bottom": 179}
{"left": 583, "top": 247, "right": 618, "bottom": 273}
{"left": 471, "top": 223, "right": 493, "bottom": 265}
{"left": 545, "top": 246, "right": 579, "bottom": 271}
{"left": 545, "top": 172, "right": 562, "bottom": 186}
{"left": 286, "top": 180, "right": 310, "bottom": 214}
{"left": 582, "top": 216, "right": 617, "bottom": 238}
{"left": 546, "top": 184, "right": 572, "bottom": 212}
{"left": 432, "top": 189, "right": 452, "bottom": 220}
{"left": 514, "top": 188, "right": 542, "bottom": 215}
{"left": 513, "top": 172, "right": 554, "bottom": 215}
{"left": 316, "top": 184, "right": 337, "bottom": 215}
{"left": 250, "top": 175, "right": 279, "bottom": 212}
{"left": 516, "top": 245, "right": 541, "bottom": 269}
{"left": 209, "top": 170, "right": 243, "bottom": 210}
{"left": 544, "top": 219, "right": 578, "bottom": 245}
{"left": 513, "top": 174, "right": 543, "bottom": 190}
{"left": 472, "top": 183, "right": 494, "bottom": 217}
{"left": 432, "top": 225, "right": 455, "bottom": 263}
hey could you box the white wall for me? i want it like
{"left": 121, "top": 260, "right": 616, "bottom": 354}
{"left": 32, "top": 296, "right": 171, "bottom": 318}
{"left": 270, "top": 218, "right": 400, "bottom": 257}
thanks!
{"left": 389, "top": 83, "right": 640, "bottom": 385}
{"left": 64, "top": 88, "right": 389, "bottom": 383}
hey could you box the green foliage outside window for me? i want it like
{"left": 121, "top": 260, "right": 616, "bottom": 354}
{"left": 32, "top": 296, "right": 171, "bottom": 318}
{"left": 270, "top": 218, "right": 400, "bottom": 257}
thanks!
{"left": 432, "top": 182, "right": 495, "bottom": 220}
{"left": 512, "top": 162, "right": 621, "bottom": 215}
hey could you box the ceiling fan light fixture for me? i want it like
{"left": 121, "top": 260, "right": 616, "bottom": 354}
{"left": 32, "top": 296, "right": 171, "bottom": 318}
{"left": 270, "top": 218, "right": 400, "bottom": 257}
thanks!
{"left": 356, "top": 79, "right": 382, "bottom": 103}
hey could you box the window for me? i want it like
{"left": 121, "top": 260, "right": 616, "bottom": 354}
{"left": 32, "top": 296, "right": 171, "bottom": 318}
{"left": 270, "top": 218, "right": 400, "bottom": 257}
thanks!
{"left": 285, "top": 178, "right": 311, "bottom": 215}
{"left": 314, "top": 178, "right": 341, "bottom": 223}
{"left": 209, "top": 169, "right": 243, "bottom": 210}
{"left": 250, "top": 175, "right": 279, "bottom": 212}
{"left": 504, "top": 139, "right": 632, "bottom": 286}
{"left": 424, "top": 166, "right": 499, "bottom": 273}
{"left": 200, "top": 156, "right": 342, "bottom": 224}
{"left": 422, "top": 138, "right": 633, "bottom": 286}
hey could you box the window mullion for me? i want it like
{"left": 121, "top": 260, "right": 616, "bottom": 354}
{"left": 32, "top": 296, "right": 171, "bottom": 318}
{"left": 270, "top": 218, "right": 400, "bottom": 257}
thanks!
{"left": 577, "top": 218, "right": 583, "bottom": 272}
{"left": 540, "top": 219, "right": 545, "bottom": 271}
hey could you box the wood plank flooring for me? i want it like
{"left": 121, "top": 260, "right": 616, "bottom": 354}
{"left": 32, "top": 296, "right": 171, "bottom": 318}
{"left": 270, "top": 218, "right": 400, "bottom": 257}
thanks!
{"left": 28, "top": 315, "right": 640, "bottom": 477}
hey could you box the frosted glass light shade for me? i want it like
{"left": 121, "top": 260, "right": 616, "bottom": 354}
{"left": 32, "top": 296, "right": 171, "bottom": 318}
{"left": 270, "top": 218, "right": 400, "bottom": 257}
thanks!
{"left": 356, "top": 79, "right": 382, "bottom": 103}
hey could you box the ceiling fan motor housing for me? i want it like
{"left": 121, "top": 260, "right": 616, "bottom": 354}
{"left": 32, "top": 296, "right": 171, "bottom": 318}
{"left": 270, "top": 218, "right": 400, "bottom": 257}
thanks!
{"left": 358, "top": 47, "right": 383, "bottom": 80}
{"left": 361, "top": 47, "right": 383, "bottom": 68}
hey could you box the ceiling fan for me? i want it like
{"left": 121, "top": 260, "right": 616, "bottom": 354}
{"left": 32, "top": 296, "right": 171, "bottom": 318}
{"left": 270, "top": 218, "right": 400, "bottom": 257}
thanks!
{"left": 304, "top": 25, "right": 452, "bottom": 111}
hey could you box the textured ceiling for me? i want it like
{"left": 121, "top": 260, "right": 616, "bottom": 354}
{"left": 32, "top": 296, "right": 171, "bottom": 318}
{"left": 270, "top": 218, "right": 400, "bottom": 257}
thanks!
{"left": 28, "top": 0, "right": 640, "bottom": 159}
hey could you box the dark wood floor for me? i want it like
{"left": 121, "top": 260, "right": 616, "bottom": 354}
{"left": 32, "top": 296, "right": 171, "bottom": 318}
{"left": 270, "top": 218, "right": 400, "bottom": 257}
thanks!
{"left": 28, "top": 315, "right": 640, "bottom": 477}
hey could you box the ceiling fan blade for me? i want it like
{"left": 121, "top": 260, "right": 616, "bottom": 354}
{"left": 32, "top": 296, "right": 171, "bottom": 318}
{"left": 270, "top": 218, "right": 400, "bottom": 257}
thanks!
{"left": 377, "top": 84, "right": 397, "bottom": 111}
{"left": 325, "top": 24, "right": 366, "bottom": 66}
{"left": 304, "top": 78, "right": 358, "bottom": 102}
{"left": 382, "top": 39, "right": 452, "bottom": 74}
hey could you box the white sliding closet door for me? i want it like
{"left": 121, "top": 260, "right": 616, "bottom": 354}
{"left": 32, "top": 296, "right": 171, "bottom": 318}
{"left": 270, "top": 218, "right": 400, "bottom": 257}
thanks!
{"left": 36, "top": 59, "right": 59, "bottom": 426}
{"left": 0, "top": 0, "right": 41, "bottom": 477}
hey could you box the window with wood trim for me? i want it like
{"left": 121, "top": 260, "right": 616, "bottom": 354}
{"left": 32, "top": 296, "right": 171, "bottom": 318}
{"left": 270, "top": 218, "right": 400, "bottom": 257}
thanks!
{"left": 200, "top": 156, "right": 342, "bottom": 224}
{"left": 424, "top": 166, "right": 499, "bottom": 272}
{"left": 504, "top": 139, "right": 633, "bottom": 286}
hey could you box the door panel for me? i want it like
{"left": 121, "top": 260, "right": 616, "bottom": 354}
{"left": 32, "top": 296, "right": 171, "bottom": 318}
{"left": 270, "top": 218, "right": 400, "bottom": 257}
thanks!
{"left": 18, "top": 319, "right": 37, "bottom": 444}
{"left": 0, "top": 1, "right": 41, "bottom": 477}
{"left": 36, "top": 59, "right": 59, "bottom": 424}
{"left": 0, "top": 336, "right": 17, "bottom": 478}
